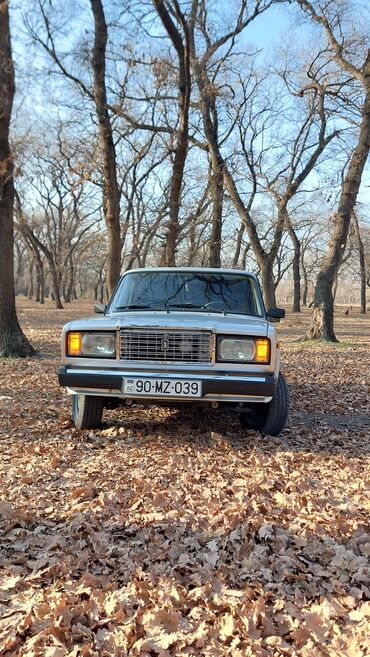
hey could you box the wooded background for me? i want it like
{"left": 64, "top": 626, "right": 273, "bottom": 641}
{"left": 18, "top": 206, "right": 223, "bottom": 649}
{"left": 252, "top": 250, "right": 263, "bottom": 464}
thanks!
{"left": 0, "top": 0, "right": 369, "bottom": 355}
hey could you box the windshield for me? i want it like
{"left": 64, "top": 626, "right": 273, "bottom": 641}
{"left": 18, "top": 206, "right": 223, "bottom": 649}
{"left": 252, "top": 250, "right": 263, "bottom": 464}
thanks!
{"left": 110, "top": 271, "right": 263, "bottom": 316}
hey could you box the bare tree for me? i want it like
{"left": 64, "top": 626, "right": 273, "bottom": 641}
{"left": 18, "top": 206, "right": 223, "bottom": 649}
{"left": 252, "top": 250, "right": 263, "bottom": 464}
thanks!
{"left": 30, "top": 0, "right": 121, "bottom": 296}
{"left": 188, "top": 0, "right": 278, "bottom": 268}
{"left": 90, "top": 0, "right": 121, "bottom": 294}
{"left": 296, "top": 0, "right": 370, "bottom": 341}
{"left": 0, "top": 0, "right": 34, "bottom": 357}
{"left": 152, "top": 0, "right": 193, "bottom": 265}
{"left": 261, "top": 80, "right": 339, "bottom": 312}
{"left": 220, "top": 57, "right": 337, "bottom": 308}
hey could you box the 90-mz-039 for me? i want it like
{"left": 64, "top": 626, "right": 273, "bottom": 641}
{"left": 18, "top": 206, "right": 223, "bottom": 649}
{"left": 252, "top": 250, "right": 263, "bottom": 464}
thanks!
{"left": 59, "top": 268, "right": 289, "bottom": 435}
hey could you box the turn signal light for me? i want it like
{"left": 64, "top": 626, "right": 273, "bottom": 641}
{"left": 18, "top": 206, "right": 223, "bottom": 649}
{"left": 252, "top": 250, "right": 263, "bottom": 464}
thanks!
{"left": 255, "top": 338, "right": 270, "bottom": 364}
{"left": 68, "top": 332, "right": 82, "bottom": 356}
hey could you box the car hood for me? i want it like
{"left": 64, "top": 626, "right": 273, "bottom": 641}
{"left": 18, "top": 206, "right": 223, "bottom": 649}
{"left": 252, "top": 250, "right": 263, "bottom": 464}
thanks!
{"left": 65, "top": 311, "right": 269, "bottom": 336}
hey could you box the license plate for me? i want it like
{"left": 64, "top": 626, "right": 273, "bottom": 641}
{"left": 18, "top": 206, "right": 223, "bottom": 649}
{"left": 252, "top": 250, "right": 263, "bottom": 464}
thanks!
{"left": 123, "top": 377, "right": 202, "bottom": 397}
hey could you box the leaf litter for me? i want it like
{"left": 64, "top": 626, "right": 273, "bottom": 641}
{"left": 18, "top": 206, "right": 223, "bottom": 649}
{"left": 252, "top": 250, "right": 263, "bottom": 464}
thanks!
{"left": 0, "top": 300, "right": 369, "bottom": 656}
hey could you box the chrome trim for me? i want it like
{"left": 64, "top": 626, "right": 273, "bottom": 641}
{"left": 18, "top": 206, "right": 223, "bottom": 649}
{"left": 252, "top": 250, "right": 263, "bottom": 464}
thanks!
{"left": 211, "top": 332, "right": 217, "bottom": 362}
{"left": 65, "top": 369, "right": 267, "bottom": 383}
{"left": 66, "top": 387, "right": 272, "bottom": 403}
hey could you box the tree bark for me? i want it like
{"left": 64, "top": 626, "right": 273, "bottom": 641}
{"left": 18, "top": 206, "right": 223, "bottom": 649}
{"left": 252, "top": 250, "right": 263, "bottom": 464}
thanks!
{"left": 260, "top": 258, "right": 278, "bottom": 310}
{"left": 301, "top": 254, "right": 308, "bottom": 306}
{"left": 64, "top": 256, "right": 74, "bottom": 304}
{"left": 35, "top": 254, "right": 44, "bottom": 304}
{"left": 208, "top": 160, "right": 223, "bottom": 267}
{"left": 35, "top": 261, "right": 45, "bottom": 304}
{"left": 287, "top": 223, "right": 301, "bottom": 313}
{"left": 49, "top": 262, "right": 64, "bottom": 309}
{"left": 90, "top": 0, "right": 121, "bottom": 295}
{"left": 28, "top": 262, "right": 34, "bottom": 299}
{"left": 0, "top": 1, "right": 35, "bottom": 357}
{"left": 233, "top": 225, "right": 245, "bottom": 268}
{"left": 352, "top": 211, "right": 366, "bottom": 314}
{"left": 189, "top": 26, "right": 224, "bottom": 269}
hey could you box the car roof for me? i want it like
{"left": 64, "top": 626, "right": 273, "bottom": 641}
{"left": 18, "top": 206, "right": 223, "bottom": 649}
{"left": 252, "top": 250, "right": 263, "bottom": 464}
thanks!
{"left": 122, "top": 267, "right": 258, "bottom": 279}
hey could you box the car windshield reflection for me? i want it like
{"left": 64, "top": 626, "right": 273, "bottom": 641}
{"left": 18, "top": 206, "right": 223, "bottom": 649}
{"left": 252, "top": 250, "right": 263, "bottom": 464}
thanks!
{"left": 111, "top": 271, "right": 263, "bottom": 317}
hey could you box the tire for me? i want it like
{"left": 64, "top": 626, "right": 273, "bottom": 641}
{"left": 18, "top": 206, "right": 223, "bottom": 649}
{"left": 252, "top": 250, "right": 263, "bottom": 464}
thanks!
{"left": 72, "top": 394, "right": 104, "bottom": 430}
{"left": 239, "top": 373, "right": 289, "bottom": 437}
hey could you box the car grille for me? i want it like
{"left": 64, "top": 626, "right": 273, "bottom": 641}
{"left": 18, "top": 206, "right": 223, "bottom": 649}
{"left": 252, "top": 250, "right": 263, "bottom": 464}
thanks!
{"left": 119, "top": 329, "right": 212, "bottom": 363}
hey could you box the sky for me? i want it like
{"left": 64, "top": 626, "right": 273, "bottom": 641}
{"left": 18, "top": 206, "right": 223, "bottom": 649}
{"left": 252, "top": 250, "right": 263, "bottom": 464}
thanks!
{"left": 243, "top": 3, "right": 292, "bottom": 50}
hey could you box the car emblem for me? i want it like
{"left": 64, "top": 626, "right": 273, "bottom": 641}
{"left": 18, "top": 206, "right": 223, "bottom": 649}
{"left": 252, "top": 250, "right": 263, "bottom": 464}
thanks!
{"left": 180, "top": 339, "right": 192, "bottom": 353}
{"left": 161, "top": 338, "right": 169, "bottom": 351}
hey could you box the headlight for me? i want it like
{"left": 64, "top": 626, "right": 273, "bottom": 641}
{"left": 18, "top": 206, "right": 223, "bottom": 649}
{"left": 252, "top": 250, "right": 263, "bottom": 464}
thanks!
{"left": 217, "top": 337, "right": 270, "bottom": 364}
{"left": 67, "top": 332, "right": 116, "bottom": 358}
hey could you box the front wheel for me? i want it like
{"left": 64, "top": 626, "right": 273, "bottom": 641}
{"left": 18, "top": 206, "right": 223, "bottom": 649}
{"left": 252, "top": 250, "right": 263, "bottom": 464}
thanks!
{"left": 239, "top": 373, "right": 289, "bottom": 436}
{"left": 72, "top": 394, "right": 104, "bottom": 430}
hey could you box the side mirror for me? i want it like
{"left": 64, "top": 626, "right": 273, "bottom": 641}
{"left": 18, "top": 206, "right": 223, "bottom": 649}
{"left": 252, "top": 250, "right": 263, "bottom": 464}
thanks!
{"left": 94, "top": 303, "right": 106, "bottom": 314}
{"left": 267, "top": 307, "right": 285, "bottom": 322}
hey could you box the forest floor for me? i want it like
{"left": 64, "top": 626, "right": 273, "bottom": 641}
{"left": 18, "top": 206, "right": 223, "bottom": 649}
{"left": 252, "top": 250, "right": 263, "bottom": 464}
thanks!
{"left": 0, "top": 298, "right": 369, "bottom": 657}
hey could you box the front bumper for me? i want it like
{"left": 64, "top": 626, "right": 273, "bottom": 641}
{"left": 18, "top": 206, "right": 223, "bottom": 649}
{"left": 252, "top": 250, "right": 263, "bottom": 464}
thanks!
{"left": 58, "top": 366, "right": 276, "bottom": 404}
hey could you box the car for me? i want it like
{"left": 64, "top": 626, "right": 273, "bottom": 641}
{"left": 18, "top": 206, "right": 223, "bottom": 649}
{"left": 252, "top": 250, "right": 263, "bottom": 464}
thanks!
{"left": 58, "top": 267, "right": 289, "bottom": 435}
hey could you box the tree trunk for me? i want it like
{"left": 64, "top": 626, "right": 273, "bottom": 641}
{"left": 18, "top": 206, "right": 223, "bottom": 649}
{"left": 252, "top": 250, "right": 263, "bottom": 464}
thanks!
{"left": 189, "top": 32, "right": 224, "bottom": 269}
{"left": 36, "top": 260, "right": 45, "bottom": 304}
{"left": 288, "top": 224, "right": 301, "bottom": 313}
{"left": 90, "top": 0, "right": 121, "bottom": 295}
{"left": 353, "top": 211, "right": 366, "bottom": 314}
{"left": 28, "top": 261, "right": 34, "bottom": 298}
{"left": 208, "top": 157, "right": 224, "bottom": 267}
{"left": 14, "top": 239, "right": 24, "bottom": 280}
{"left": 241, "top": 243, "right": 251, "bottom": 271}
{"left": 40, "top": 263, "right": 45, "bottom": 304}
{"left": 0, "top": 1, "right": 35, "bottom": 357}
{"left": 35, "top": 263, "right": 41, "bottom": 302}
{"left": 64, "top": 257, "right": 74, "bottom": 303}
{"left": 233, "top": 225, "right": 245, "bottom": 268}
{"left": 305, "top": 72, "right": 370, "bottom": 340}
{"left": 188, "top": 218, "right": 197, "bottom": 265}
{"left": 301, "top": 255, "right": 309, "bottom": 307}
{"left": 360, "top": 258, "right": 366, "bottom": 315}
{"left": 49, "top": 262, "right": 64, "bottom": 309}
{"left": 153, "top": 0, "right": 192, "bottom": 267}
{"left": 332, "top": 276, "right": 338, "bottom": 304}
{"left": 260, "top": 258, "right": 276, "bottom": 310}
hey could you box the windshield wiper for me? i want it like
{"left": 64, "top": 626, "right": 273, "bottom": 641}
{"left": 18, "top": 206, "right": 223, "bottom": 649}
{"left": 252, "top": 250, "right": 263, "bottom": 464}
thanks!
{"left": 115, "top": 302, "right": 228, "bottom": 313}
{"left": 114, "top": 304, "right": 162, "bottom": 311}
{"left": 166, "top": 302, "right": 226, "bottom": 314}
{"left": 165, "top": 302, "right": 204, "bottom": 309}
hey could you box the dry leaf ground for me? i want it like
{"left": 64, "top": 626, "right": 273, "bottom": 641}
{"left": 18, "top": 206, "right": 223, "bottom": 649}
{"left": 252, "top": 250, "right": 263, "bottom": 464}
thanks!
{"left": 0, "top": 299, "right": 369, "bottom": 657}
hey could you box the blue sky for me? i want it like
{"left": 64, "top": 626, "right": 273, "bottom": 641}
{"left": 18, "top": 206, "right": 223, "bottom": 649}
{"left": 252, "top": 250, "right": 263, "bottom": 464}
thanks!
{"left": 244, "top": 3, "right": 292, "bottom": 50}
